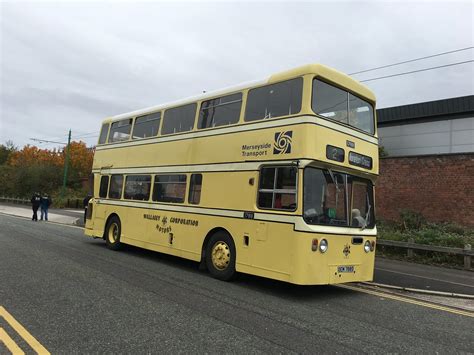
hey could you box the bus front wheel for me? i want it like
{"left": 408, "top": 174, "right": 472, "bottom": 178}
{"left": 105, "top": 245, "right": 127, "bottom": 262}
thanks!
{"left": 105, "top": 216, "right": 122, "bottom": 251}
{"left": 205, "top": 231, "right": 236, "bottom": 281}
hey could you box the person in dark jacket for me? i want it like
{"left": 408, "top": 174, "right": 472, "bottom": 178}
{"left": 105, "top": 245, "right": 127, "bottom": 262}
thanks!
{"left": 31, "top": 192, "right": 41, "bottom": 221}
{"left": 40, "top": 193, "right": 52, "bottom": 221}
{"left": 83, "top": 195, "right": 92, "bottom": 223}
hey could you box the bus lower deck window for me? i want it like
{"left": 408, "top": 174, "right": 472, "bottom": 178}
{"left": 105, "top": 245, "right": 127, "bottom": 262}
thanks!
{"left": 153, "top": 175, "right": 187, "bottom": 203}
{"left": 258, "top": 166, "right": 297, "bottom": 210}
{"left": 188, "top": 174, "right": 203, "bottom": 204}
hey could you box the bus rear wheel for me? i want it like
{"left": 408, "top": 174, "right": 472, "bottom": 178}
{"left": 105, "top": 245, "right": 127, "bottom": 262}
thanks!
{"left": 205, "top": 231, "right": 236, "bottom": 281}
{"left": 105, "top": 216, "right": 122, "bottom": 251}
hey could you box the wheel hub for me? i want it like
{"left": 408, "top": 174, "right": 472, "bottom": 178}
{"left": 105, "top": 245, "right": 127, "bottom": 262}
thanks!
{"left": 211, "top": 241, "right": 230, "bottom": 270}
{"left": 109, "top": 223, "right": 118, "bottom": 243}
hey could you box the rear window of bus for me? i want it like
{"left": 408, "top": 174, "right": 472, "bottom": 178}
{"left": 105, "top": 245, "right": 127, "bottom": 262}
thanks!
{"left": 98, "top": 123, "right": 110, "bottom": 144}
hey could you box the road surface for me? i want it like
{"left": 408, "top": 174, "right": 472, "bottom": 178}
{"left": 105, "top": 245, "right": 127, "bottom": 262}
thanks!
{"left": 0, "top": 214, "right": 472, "bottom": 353}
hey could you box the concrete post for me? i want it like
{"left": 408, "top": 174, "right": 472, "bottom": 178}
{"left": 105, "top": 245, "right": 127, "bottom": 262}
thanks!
{"left": 407, "top": 238, "right": 414, "bottom": 258}
{"left": 464, "top": 244, "right": 471, "bottom": 270}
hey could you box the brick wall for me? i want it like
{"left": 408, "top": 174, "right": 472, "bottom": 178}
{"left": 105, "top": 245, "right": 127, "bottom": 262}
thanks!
{"left": 376, "top": 153, "right": 474, "bottom": 227}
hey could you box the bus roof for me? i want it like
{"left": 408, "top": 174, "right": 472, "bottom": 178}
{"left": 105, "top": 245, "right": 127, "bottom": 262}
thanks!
{"left": 103, "top": 63, "right": 375, "bottom": 123}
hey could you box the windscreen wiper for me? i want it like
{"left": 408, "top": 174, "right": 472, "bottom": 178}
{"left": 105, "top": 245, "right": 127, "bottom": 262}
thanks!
{"left": 362, "top": 193, "right": 371, "bottom": 231}
{"left": 327, "top": 169, "right": 340, "bottom": 191}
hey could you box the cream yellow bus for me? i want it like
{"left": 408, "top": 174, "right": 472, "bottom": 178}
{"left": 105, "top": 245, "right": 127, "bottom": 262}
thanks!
{"left": 85, "top": 63, "right": 378, "bottom": 285}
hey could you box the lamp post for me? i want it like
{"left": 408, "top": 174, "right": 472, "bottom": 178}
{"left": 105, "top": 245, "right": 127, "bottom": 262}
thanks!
{"left": 61, "top": 129, "right": 71, "bottom": 198}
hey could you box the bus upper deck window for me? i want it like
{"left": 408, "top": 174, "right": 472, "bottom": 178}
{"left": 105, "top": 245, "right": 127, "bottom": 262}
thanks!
{"left": 98, "top": 123, "right": 110, "bottom": 144}
{"left": 245, "top": 78, "right": 303, "bottom": 122}
{"left": 312, "top": 79, "right": 375, "bottom": 135}
{"left": 109, "top": 119, "right": 132, "bottom": 143}
{"left": 313, "top": 80, "right": 348, "bottom": 123}
{"left": 161, "top": 104, "right": 197, "bottom": 135}
{"left": 132, "top": 112, "right": 161, "bottom": 139}
{"left": 198, "top": 93, "right": 242, "bottom": 129}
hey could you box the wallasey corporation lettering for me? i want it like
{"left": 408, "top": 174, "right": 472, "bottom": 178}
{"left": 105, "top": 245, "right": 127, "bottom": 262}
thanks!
{"left": 143, "top": 214, "right": 199, "bottom": 228}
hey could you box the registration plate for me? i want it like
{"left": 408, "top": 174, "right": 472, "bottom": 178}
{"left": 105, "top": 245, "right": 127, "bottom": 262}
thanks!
{"left": 337, "top": 266, "right": 354, "bottom": 273}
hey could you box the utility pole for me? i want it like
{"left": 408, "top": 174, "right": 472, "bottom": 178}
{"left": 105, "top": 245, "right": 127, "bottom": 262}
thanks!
{"left": 61, "top": 129, "right": 71, "bottom": 198}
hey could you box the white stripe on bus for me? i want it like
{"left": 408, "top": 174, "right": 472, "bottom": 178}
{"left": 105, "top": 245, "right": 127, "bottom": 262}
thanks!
{"left": 96, "top": 199, "right": 377, "bottom": 236}
{"left": 96, "top": 115, "right": 378, "bottom": 151}
{"left": 92, "top": 159, "right": 305, "bottom": 174}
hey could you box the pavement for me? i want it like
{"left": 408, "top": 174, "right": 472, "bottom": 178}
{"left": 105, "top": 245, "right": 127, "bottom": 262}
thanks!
{"left": 0, "top": 202, "right": 472, "bottom": 298}
{"left": 0, "top": 203, "right": 84, "bottom": 226}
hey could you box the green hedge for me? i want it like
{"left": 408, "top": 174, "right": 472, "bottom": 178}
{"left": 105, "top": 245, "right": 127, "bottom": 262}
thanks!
{"left": 377, "top": 211, "right": 473, "bottom": 268}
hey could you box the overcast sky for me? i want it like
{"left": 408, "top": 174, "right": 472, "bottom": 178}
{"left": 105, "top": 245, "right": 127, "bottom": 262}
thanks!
{"left": 1, "top": 0, "right": 473, "bottom": 149}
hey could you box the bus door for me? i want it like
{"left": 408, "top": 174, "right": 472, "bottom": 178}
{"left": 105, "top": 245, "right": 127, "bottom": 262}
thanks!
{"left": 91, "top": 174, "right": 110, "bottom": 231}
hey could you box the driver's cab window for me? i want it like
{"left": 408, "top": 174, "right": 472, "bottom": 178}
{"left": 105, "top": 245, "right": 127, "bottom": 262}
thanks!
{"left": 303, "top": 168, "right": 346, "bottom": 225}
{"left": 350, "top": 180, "right": 371, "bottom": 228}
{"left": 258, "top": 166, "right": 297, "bottom": 211}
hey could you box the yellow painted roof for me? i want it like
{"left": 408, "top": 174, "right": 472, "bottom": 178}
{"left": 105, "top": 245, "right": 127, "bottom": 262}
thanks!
{"left": 106, "top": 63, "right": 375, "bottom": 122}
{"left": 269, "top": 63, "right": 375, "bottom": 103}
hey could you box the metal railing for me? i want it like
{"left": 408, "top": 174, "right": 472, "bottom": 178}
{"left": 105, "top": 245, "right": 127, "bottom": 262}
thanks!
{"left": 377, "top": 238, "right": 473, "bottom": 270}
{"left": 0, "top": 197, "right": 29, "bottom": 205}
{"left": 0, "top": 196, "right": 83, "bottom": 209}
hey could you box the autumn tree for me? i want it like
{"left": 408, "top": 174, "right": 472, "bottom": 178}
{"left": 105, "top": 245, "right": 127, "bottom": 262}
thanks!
{"left": 0, "top": 140, "right": 17, "bottom": 165}
{"left": 0, "top": 141, "right": 94, "bottom": 197}
{"left": 61, "top": 141, "right": 94, "bottom": 188}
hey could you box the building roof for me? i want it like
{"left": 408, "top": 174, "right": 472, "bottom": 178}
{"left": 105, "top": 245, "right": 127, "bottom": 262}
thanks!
{"left": 377, "top": 95, "right": 474, "bottom": 125}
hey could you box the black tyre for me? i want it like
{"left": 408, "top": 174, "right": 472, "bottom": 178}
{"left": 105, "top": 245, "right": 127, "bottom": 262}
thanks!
{"left": 205, "top": 231, "right": 236, "bottom": 281}
{"left": 105, "top": 216, "right": 122, "bottom": 251}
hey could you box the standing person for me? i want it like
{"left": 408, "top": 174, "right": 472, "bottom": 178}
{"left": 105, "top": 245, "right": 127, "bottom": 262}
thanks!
{"left": 40, "top": 193, "right": 52, "bottom": 221}
{"left": 83, "top": 194, "right": 92, "bottom": 223}
{"left": 30, "top": 192, "right": 41, "bottom": 221}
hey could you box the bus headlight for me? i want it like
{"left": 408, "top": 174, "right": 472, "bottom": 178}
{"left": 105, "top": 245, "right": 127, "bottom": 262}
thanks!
{"left": 319, "top": 239, "right": 328, "bottom": 253}
{"left": 364, "top": 240, "right": 371, "bottom": 253}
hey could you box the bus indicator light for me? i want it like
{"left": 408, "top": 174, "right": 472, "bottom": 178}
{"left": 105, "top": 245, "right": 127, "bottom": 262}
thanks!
{"left": 311, "top": 239, "right": 318, "bottom": 251}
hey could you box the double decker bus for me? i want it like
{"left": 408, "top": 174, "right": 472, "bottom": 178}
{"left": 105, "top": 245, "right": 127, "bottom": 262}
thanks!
{"left": 85, "top": 64, "right": 378, "bottom": 285}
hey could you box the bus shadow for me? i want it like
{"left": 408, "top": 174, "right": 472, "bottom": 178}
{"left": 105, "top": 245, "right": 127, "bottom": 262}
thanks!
{"left": 234, "top": 273, "right": 354, "bottom": 301}
{"left": 87, "top": 240, "right": 356, "bottom": 301}
{"left": 87, "top": 241, "right": 202, "bottom": 273}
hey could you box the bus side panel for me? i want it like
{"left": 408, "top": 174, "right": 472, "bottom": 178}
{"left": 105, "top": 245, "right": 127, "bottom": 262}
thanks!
{"left": 85, "top": 200, "right": 108, "bottom": 238}
{"left": 240, "top": 221, "right": 293, "bottom": 281}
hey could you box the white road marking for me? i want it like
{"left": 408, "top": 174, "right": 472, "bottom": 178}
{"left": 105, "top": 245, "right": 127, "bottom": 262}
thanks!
{"left": 375, "top": 267, "right": 474, "bottom": 289}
